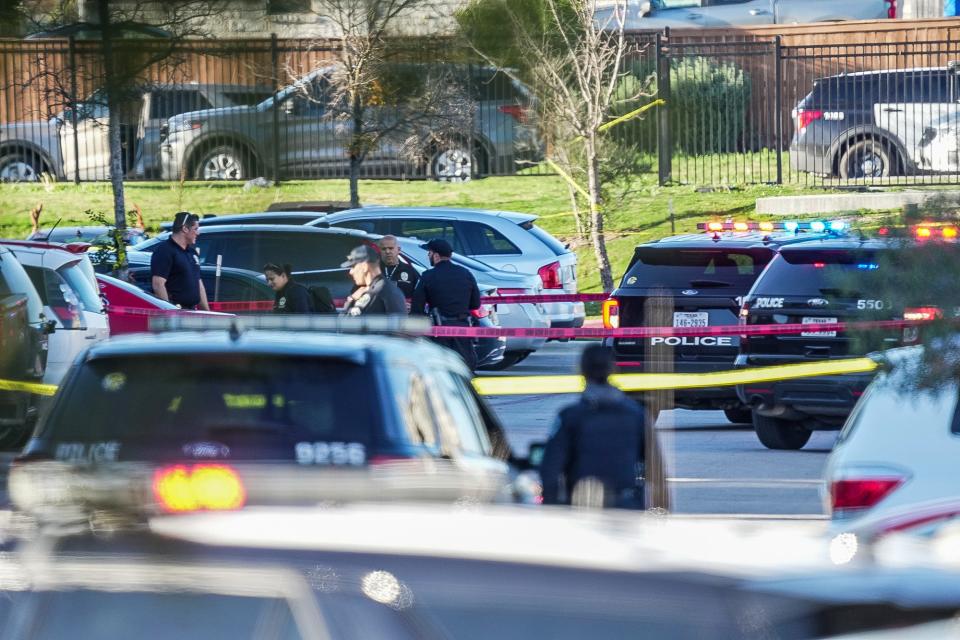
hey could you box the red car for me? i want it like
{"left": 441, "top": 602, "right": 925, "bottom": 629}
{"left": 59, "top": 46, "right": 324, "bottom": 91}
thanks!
{"left": 96, "top": 273, "right": 228, "bottom": 335}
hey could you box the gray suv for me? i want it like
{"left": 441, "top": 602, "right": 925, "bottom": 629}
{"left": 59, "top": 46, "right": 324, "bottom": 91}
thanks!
{"left": 160, "top": 65, "right": 542, "bottom": 182}
{"left": 0, "top": 83, "right": 272, "bottom": 182}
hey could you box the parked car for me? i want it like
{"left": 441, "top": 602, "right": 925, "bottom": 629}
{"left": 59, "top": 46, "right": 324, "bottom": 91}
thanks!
{"left": 0, "top": 245, "right": 49, "bottom": 446}
{"left": 0, "top": 241, "right": 109, "bottom": 385}
{"left": 96, "top": 272, "right": 228, "bottom": 335}
{"left": 824, "top": 343, "right": 960, "bottom": 528}
{"left": 125, "top": 260, "right": 275, "bottom": 311}
{"left": 397, "top": 237, "right": 549, "bottom": 369}
{"left": 159, "top": 211, "right": 334, "bottom": 232}
{"left": 790, "top": 66, "right": 960, "bottom": 179}
{"left": 160, "top": 65, "right": 542, "bottom": 182}
{"left": 28, "top": 225, "right": 148, "bottom": 246}
{"left": 319, "top": 207, "right": 583, "bottom": 329}
{"left": 596, "top": 0, "right": 891, "bottom": 30}
{"left": 0, "top": 83, "right": 272, "bottom": 182}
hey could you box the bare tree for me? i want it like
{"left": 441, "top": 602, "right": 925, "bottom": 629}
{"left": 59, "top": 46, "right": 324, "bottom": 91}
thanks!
{"left": 459, "top": 0, "right": 650, "bottom": 292}
{"left": 297, "top": 0, "right": 475, "bottom": 208}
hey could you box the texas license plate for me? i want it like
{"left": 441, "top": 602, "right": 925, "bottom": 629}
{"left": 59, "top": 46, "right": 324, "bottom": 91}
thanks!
{"left": 673, "top": 312, "right": 708, "bottom": 328}
{"left": 801, "top": 316, "right": 837, "bottom": 337}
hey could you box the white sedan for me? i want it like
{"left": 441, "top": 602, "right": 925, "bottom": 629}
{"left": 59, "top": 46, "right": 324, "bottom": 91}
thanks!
{"left": 823, "top": 345, "right": 960, "bottom": 529}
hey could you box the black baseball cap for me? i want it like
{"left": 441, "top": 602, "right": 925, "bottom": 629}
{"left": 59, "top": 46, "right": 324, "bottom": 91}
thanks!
{"left": 340, "top": 244, "right": 379, "bottom": 268}
{"left": 420, "top": 238, "right": 453, "bottom": 257}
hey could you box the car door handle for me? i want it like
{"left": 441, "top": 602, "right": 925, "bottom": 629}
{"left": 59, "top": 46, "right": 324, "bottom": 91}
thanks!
{"left": 883, "top": 108, "right": 904, "bottom": 113}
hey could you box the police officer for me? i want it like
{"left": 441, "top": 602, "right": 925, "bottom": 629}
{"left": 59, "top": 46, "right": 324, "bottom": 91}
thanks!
{"left": 150, "top": 211, "right": 209, "bottom": 311}
{"left": 411, "top": 238, "right": 480, "bottom": 370}
{"left": 341, "top": 245, "right": 407, "bottom": 316}
{"left": 540, "top": 345, "right": 646, "bottom": 509}
{"left": 263, "top": 263, "right": 312, "bottom": 313}
{"left": 379, "top": 235, "right": 419, "bottom": 299}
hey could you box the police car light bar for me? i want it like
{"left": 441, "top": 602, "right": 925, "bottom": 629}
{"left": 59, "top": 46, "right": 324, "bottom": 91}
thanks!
{"left": 696, "top": 220, "right": 846, "bottom": 234}
{"left": 148, "top": 314, "right": 433, "bottom": 336}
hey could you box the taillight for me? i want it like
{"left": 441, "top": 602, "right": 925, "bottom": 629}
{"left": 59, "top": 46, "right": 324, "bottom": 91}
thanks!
{"left": 538, "top": 261, "right": 562, "bottom": 289}
{"left": 885, "top": 0, "right": 896, "bottom": 18}
{"left": 796, "top": 109, "right": 823, "bottom": 133}
{"left": 153, "top": 464, "right": 246, "bottom": 513}
{"left": 830, "top": 477, "right": 904, "bottom": 513}
{"left": 498, "top": 104, "right": 527, "bottom": 123}
{"left": 903, "top": 307, "right": 940, "bottom": 321}
{"left": 602, "top": 298, "right": 620, "bottom": 329}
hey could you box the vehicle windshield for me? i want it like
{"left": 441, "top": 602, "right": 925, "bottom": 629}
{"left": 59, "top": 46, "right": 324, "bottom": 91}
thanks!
{"left": 59, "top": 261, "right": 103, "bottom": 314}
{"left": 622, "top": 247, "right": 774, "bottom": 290}
{"left": 0, "top": 250, "right": 44, "bottom": 321}
{"left": 44, "top": 355, "right": 379, "bottom": 459}
{"left": 752, "top": 249, "right": 887, "bottom": 297}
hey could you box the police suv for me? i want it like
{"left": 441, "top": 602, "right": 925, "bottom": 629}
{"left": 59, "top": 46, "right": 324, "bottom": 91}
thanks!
{"left": 736, "top": 234, "right": 936, "bottom": 450}
{"left": 602, "top": 221, "right": 839, "bottom": 423}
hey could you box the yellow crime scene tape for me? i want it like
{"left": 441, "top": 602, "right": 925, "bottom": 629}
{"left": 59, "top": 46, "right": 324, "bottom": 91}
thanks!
{"left": 0, "top": 356, "right": 879, "bottom": 399}
{"left": 472, "top": 357, "right": 879, "bottom": 396}
{"left": 0, "top": 378, "right": 58, "bottom": 397}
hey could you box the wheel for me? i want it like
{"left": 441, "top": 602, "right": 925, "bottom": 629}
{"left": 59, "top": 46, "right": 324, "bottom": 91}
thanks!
{"left": 838, "top": 140, "right": 894, "bottom": 179}
{"left": 723, "top": 407, "right": 753, "bottom": 424}
{"left": 429, "top": 143, "right": 476, "bottom": 182}
{"left": 194, "top": 145, "right": 246, "bottom": 180}
{"left": 0, "top": 153, "right": 41, "bottom": 182}
{"left": 483, "top": 351, "right": 531, "bottom": 371}
{"left": 752, "top": 413, "right": 812, "bottom": 450}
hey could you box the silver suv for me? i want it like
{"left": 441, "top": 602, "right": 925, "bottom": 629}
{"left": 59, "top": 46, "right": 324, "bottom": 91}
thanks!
{"left": 160, "top": 65, "right": 542, "bottom": 182}
{"left": 0, "top": 83, "right": 272, "bottom": 182}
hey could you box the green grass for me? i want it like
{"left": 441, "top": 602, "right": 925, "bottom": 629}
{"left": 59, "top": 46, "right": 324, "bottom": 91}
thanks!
{"left": 0, "top": 174, "right": 867, "bottom": 292}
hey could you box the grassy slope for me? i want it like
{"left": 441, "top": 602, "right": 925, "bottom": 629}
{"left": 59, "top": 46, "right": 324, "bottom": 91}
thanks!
{"left": 0, "top": 175, "right": 833, "bottom": 292}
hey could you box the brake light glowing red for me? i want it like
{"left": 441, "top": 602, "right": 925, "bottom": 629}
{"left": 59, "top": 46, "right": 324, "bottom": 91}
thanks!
{"left": 538, "top": 261, "right": 563, "bottom": 289}
{"left": 153, "top": 464, "right": 246, "bottom": 513}
{"left": 904, "top": 306, "right": 941, "bottom": 321}
{"left": 831, "top": 477, "right": 903, "bottom": 512}
{"left": 602, "top": 298, "right": 620, "bottom": 329}
{"left": 796, "top": 109, "right": 823, "bottom": 132}
{"left": 812, "top": 262, "right": 826, "bottom": 268}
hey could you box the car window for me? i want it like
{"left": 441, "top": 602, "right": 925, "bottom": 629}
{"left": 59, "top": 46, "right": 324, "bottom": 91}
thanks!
{"left": 27, "top": 591, "right": 302, "bottom": 639}
{"left": 58, "top": 262, "right": 103, "bottom": 313}
{"left": 149, "top": 89, "right": 213, "bottom": 119}
{"left": 128, "top": 268, "right": 154, "bottom": 294}
{"left": 222, "top": 90, "right": 275, "bottom": 106}
{"left": 623, "top": 247, "right": 774, "bottom": 291}
{"left": 396, "top": 219, "right": 465, "bottom": 254}
{"left": 45, "top": 355, "right": 381, "bottom": 458}
{"left": 653, "top": 0, "right": 701, "bottom": 8}
{"left": 456, "top": 221, "right": 521, "bottom": 256}
{"left": 527, "top": 225, "right": 568, "bottom": 256}
{"left": 0, "top": 251, "right": 44, "bottom": 321}
{"left": 203, "top": 273, "right": 271, "bottom": 303}
{"left": 469, "top": 70, "right": 522, "bottom": 102}
{"left": 751, "top": 249, "right": 886, "bottom": 297}
{"left": 332, "top": 219, "right": 379, "bottom": 234}
{"left": 386, "top": 363, "right": 439, "bottom": 449}
{"left": 24, "top": 266, "right": 83, "bottom": 329}
{"left": 883, "top": 71, "right": 952, "bottom": 103}
{"left": 428, "top": 370, "right": 491, "bottom": 457}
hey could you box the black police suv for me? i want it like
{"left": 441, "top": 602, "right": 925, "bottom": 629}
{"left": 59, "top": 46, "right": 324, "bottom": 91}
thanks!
{"left": 790, "top": 66, "right": 958, "bottom": 179}
{"left": 736, "top": 237, "right": 911, "bottom": 449}
{"left": 603, "top": 224, "right": 837, "bottom": 423}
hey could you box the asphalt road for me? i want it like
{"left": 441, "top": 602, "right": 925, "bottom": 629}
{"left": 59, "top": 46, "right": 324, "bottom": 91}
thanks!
{"left": 484, "top": 341, "right": 836, "bottom": 517}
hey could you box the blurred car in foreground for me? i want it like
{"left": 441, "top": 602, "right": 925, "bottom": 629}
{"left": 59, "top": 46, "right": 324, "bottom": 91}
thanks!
{"left": 11, "top": 316, "right": 529, "bottom": 519}
{"left": 824, "top": 344, "right": 960, "bottom": 527}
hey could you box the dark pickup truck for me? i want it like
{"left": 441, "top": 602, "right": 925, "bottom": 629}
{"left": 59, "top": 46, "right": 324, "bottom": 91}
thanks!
{"left": 0, "top": 246, "right": 49, "bottom": 447}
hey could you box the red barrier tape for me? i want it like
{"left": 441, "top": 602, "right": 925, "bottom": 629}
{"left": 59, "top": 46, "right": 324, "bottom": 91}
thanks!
{"left": 209, "top": 300, "right": 274, "bottom": 312}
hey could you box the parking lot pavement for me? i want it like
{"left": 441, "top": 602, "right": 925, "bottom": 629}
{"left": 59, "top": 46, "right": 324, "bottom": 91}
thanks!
{"left": 487, "top": 341, "right": 833, "bottom": 516}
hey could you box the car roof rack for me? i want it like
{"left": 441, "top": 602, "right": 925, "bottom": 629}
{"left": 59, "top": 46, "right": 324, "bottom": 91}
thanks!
{"left": 148, "top": 313, "right": 432, "bottom": 337}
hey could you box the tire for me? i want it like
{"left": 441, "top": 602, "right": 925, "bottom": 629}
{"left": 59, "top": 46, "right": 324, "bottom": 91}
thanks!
{"left": 723, "top": 407, "right": 753, "bottom": 424}
{"left": 194, "top": 145, "right": 246, "bottom": 181}
{"left": 838, "top": 140, "right": 894, "bottom": 179}
{"left": 483, "top": 351, "right": 531, "bottom": 371}
{"left": 429, "top": 143, "right": 477, "bottom": 182}
{"left": 0, "top": 153, "right": 42, "bottom": 182}
{"left": 752, "top": 413, "right": 812, "bottom": 450}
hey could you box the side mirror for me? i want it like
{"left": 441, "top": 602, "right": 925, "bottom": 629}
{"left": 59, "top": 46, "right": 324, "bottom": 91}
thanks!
{"left": 43, "top": 319, "right": 57, "bottom": 335}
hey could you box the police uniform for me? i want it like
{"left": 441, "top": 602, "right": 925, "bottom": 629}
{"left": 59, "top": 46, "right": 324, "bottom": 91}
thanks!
{"left": 273, "top": 280, "right": 312, "bottom": 313}
{"left": 411, "top": 239, "right": 481, "bottom": 370}
{"left": 150, "top": 237, "right": 201, "bottom": 309}
{"left": 382, "top": 260, "right": 420, "bottom": 299}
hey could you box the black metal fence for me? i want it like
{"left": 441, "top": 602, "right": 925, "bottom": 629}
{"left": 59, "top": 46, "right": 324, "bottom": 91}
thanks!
{"left": 3, "top": 34, "right": 960, "bottom": 188}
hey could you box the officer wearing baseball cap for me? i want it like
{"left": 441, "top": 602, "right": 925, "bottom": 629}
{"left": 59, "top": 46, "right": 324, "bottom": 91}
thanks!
{"left": 340, "top": 244, "right": 407, "bottom": 316}
{"left": 411, "top": 238, "right": 481, "bottom": 370}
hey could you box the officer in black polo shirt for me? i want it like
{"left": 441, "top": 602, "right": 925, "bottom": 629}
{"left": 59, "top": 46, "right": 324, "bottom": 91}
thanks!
{"left": 150, "top": 211, "right": 210, "bottom": 311}
{"left": 411, "top": 238, "right": 480, "bottom": 370}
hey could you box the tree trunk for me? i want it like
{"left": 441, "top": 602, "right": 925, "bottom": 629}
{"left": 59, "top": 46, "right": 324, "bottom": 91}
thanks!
{"left": 567, "top": 182, "right": 585, "bottom": 242}
{"left": 97, "top": 0, "right": 127, "bottom": 271}
{"left": 585, "top": 138, "right": 614, "bottom": 292}
{"left": 349, "top": 94, "right": 363, "bottom": 209}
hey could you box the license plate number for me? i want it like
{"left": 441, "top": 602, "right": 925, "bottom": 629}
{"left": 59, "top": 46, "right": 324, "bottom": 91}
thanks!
{"left": 801, "top": 316, "right": 837, "bottom": 337}
{"left": 673, "top": 312, "right": 708, "bottom": 328}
